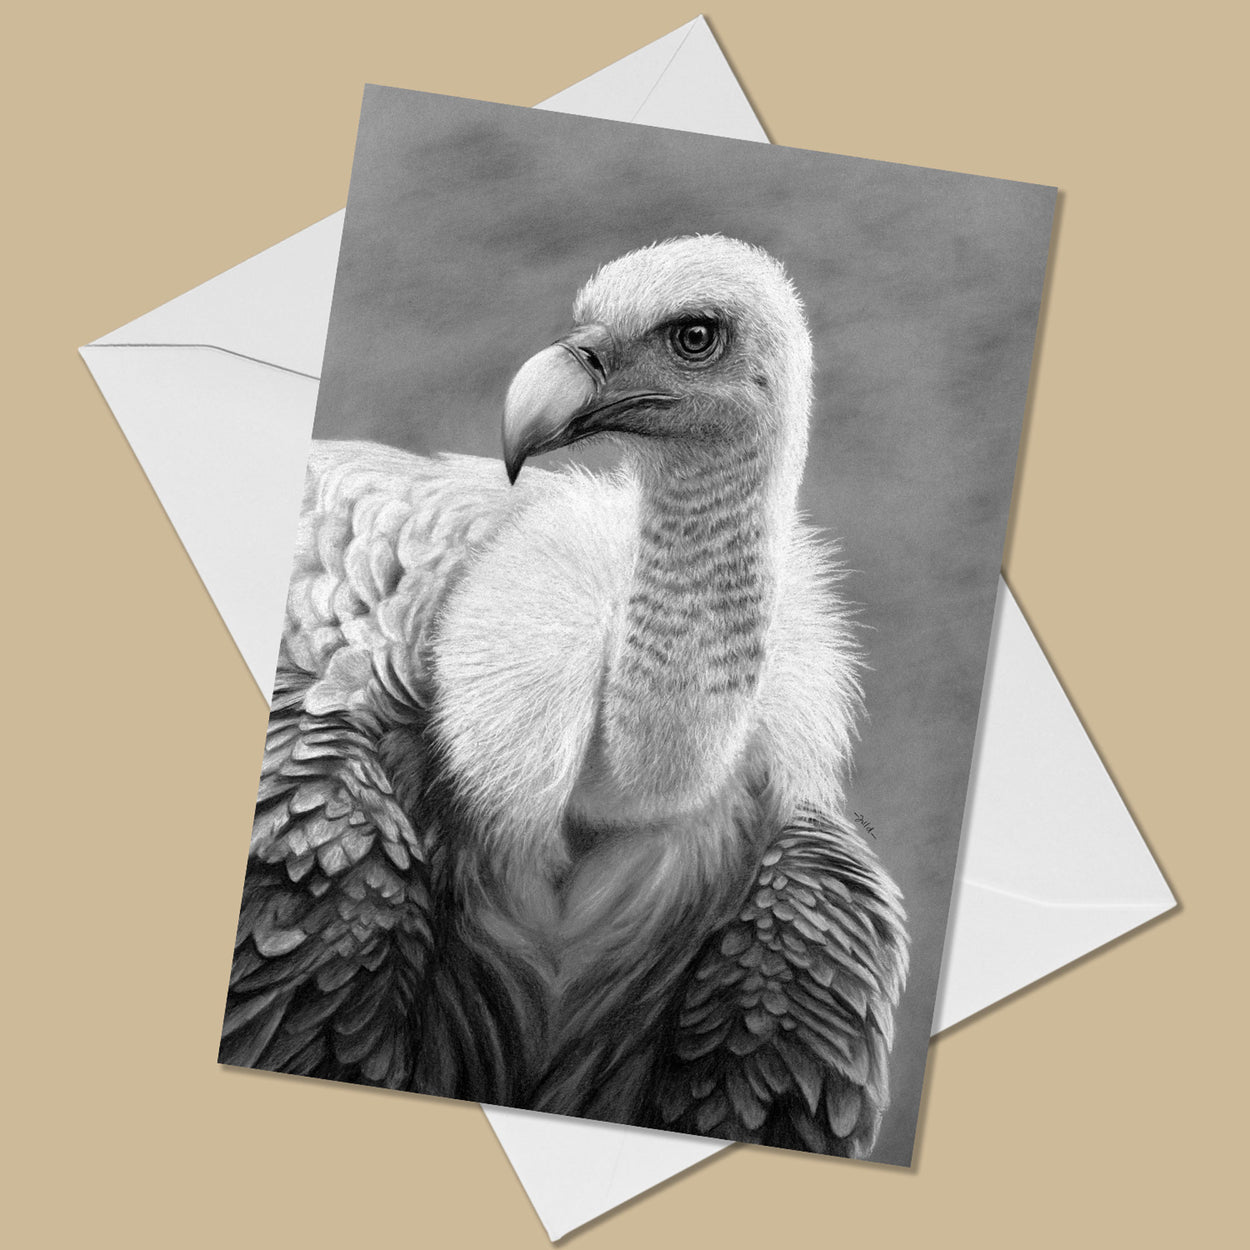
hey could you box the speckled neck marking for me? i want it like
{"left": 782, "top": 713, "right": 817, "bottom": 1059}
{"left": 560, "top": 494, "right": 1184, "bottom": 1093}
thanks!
{"left": 624, "top": 437, "right": 771, "bottom": 698}
{"left": 595, "top": 430, "right": 782, "bottom": 813}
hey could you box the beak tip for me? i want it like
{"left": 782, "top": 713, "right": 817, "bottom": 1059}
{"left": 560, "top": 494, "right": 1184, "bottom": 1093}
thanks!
{"left": 501, "top": 339, "right": 601, "bottom": 485}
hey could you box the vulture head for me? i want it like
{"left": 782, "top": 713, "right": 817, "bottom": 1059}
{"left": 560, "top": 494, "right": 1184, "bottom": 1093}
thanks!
{"left": 503, "top": 234, "right": 813, "bottom": 509}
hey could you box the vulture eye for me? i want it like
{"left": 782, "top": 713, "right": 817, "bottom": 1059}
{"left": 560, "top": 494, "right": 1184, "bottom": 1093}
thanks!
{"left": 669, "top": 319, "right": 722, "bottom": 364}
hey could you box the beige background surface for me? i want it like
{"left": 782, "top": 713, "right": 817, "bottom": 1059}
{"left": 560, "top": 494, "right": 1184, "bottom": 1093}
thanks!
{"left": 5, "top": 2, "right": 1244, "bottom": 1246}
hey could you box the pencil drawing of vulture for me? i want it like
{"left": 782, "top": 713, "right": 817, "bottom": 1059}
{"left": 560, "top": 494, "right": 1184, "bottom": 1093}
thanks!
{"left": 221, "top": 235, "right": 908, "bottom": 1157}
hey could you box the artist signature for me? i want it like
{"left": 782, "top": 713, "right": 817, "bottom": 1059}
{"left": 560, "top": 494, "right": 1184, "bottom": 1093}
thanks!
{"left": 853, "top": 811, "right": 876, "bottom": 839}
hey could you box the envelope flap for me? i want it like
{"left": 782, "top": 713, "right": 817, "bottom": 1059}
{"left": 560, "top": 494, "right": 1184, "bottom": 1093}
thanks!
{"left": 79, "top": 344, "right": 314, "bottom": 697}
{"left": 537, "top": 17, "right": 767, "bottom": 143}
{"left": 484, "top": 1109, "right": 723, "bottom": 1241}
{"left": 90, "top": 213, "right": 342, "bottom": 380}
{"left": 959, "top": 584, "right": 1177, "bottom": 906}
{"left": 630, "top": 17, "right": 768, "bottom": 140}
{"left": 537, "top": 18, "right": 700, "bottom": 121}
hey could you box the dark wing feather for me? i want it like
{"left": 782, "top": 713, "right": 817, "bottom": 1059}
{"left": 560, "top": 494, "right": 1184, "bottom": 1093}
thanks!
{"left": 222, "top": 443, "right": 547, "bottom": 1098}
{"left": 220, "top": 662, "right": 435, "bottom": 1089}
{"left": 646, "top": 810, "right": 908, "bottom": 1157}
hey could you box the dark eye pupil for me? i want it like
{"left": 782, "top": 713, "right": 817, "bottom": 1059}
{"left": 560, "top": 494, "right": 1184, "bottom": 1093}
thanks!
{"left": 675, "top": 321, "right": 716, "bottom": 358}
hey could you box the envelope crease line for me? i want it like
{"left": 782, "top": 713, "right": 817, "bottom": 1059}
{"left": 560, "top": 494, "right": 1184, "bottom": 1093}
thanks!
{"left": 84, "top": 340, "right": 321, "bottom": 382}
{"left": 961, "top": 879, "right": 1172, "bottom": 911}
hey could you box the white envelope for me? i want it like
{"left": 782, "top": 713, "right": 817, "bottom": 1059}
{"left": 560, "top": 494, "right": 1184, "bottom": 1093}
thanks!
{"left": 79, "top": 17, "right": 1175, "bottom": 1241}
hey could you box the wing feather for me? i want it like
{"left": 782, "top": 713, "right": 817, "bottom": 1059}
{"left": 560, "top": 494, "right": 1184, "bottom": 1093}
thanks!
{"left": 221, "top": 442, "right": 532, "bottom": 1093}
{"left": 647, "top": 811, "right": 908, "bottom": 1157}
{"left": 219, "top": 663, "right": 435, "bottom": 1090}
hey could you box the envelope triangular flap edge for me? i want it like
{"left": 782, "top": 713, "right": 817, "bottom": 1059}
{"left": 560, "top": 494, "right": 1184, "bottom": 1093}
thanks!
{"left": 78, "top": 345, "right": 314, "bottom": 699}
{"left": 87, "top": 212, "right": 344, "bottom": 380}
{"left": 539, "top": 17, "right": 768, "bottom": 144}
{"left": 537, "top": 17, "right": 701, "bottom": 123}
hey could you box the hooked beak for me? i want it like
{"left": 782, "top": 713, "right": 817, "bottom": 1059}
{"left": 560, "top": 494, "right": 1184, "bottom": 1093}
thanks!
{"left": 502, "top": 324, "right": 674, "bottom": 484}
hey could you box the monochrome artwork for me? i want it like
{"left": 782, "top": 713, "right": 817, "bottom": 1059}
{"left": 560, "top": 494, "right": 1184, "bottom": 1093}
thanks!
{"left": 219, "top": 87, "right": 1055, "bottom": 1165}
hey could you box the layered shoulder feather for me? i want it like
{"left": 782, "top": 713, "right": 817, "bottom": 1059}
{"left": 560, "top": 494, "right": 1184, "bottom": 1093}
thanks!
{"left": 283, "top": 441, "right": 518, "bottom": 686}
{"left": 648, "top": 810, "right": 907, "bottom": 1156}
{"left": 220, "top": 660, "right": 435, "bottom": 1086}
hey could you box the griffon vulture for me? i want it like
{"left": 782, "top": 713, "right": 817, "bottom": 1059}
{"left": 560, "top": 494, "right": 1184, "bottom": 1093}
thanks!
{"left": 221, "top": 235, "right": 909, "bottom": 1157}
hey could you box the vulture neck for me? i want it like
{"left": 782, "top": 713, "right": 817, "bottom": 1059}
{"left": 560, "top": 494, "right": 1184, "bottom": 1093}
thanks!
{"left": 590, "top": 425, "right": 801, "bottom": 825}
